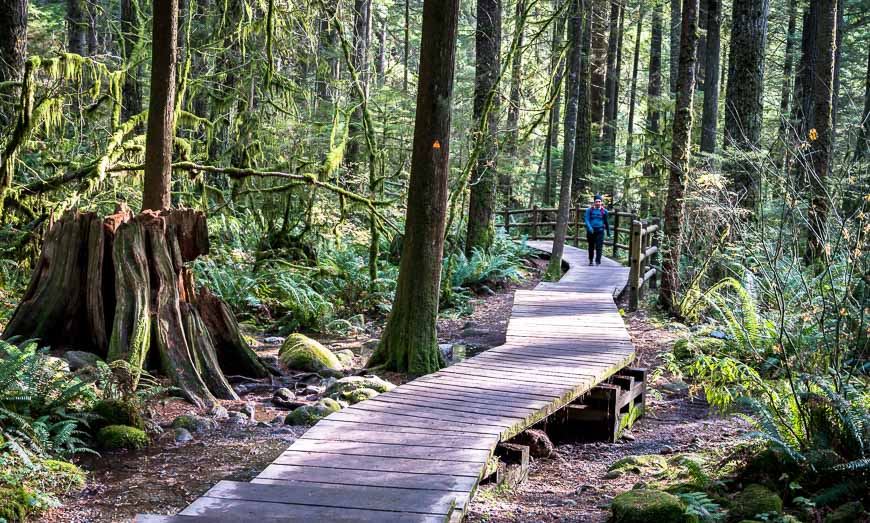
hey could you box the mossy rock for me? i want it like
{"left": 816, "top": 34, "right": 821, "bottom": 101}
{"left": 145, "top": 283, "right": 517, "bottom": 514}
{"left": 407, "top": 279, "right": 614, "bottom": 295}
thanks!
{"left": 171, "top": 414, "right": 217, "bottom": 433}
{"left": 334, "top": 349, "right": 355, "bottom": 366}
{"left": 730, "top": 484, "right": 782, "bottom": 521}
{"left": 42, "top": 459, "right": 86, "bottom": 489}
{"left": 285, "top": 399, "right": 342, "bottom": 426}
{"left": 325, "top": 375, "right": 395, "bottom": 396}
{"left": 335, "top": 387, "right": 379, "bottom": 405}
{"left": 740, "top": 446, "right": 800, "bottom": 484}
{"left": 606, "top": 454, "right": 670, "bottom": 478}
{"left": 825, "top": 501, "right": 866, "bottom": 523}
{"left": 92, "top": 399, "right": 144, "bottom": 430}
{"left": 672, "top": 337, "right": 725, "bottom": 360}
{"left": 0, "top": 487, "right": 35, "bottom": 523}
{"left": 98, "top": 425, "right": 149, "bottom": 450}
{"left": 279, "top": 334, "right": 342, "bottom": 372}
{"left": 611, "top": 489, "right": 687, "bottom": 523}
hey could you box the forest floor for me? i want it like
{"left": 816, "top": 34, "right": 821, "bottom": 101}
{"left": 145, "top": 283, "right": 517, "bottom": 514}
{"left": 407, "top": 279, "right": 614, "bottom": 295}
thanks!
{"left": 39, "top": 257, "right": 749, "bottom": 522}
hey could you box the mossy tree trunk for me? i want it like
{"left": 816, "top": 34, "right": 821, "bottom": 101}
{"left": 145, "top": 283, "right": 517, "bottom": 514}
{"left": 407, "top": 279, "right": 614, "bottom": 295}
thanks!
{"left": 1, "top": 209, "right": 270, "bottom": 408}
{"left": 640, "top": 0, "right": 662, "bottom": 216}
{"left": 368, "top": 0, "right": 460, "bottom": 376}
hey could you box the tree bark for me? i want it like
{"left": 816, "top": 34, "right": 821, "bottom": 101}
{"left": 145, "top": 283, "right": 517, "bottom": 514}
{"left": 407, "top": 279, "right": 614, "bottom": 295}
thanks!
{"left": 659, "top": 0, "right": 699, "bottom": 314}
{"left": 590, "top": 0, "right": 607, "bottom": 130}
{"left": 545, "top": 3, "right": 566, "bottom": 206}
{"left": 723, "top": 0, "right": 770, "bottom": 210}
{"left": 368, "top": 0, "right": 460, "bottom": 375}
{"left": 503, "top": 0, "right": 527, "bottom": 206}
{"left": 545, "top": 0, "right": 582, "bottom": 281}
{"left": 805, "top": 0, "right": 836, "bottom": 263}
{"left": 777, "top": 0, "right": 797, "bottom": 143}
{"left": 831, "top": 0, "right": 843, "bottom": 137}
{"left": 142, "top": 0, "right": 179, "bottom": 211}
{"left": 466, "top": 0, "right": 502, "bottom": 256}
{"left": 67, "top": 0, "right": 87, "bottom": 55}
{"left": 347, "top": 0, "right": 373, "bottom": 168}
{"left": 855, "top": 45, "right": 870, "bottom": 162}
{"left": 403, "top": 0, "right": 410, "bottom": 92}
{"left": 624, "top": 5, "right": 643, "bottom": 167}
{"left": 640, "top": 0, "right": 663, "bottom": 216}
{"left": 120, "top": 0, "right": 143, "bottom": 122}
{"left": 376, "top": 14, "right": 387, "bottom": 87}
{"left": 601, "top": 1, "right": 622, "bottom": 164}
{"left": 572, "top": 0, "right": 593, "bottom": 204}
{"left": 0, "top": 0, "right": 27, "bottom": 85}
{"left": 699, "top": 0, "right": 720, "bottom": 153}
{"left": 668, "top": 0, "right": 680, "bottom": 94}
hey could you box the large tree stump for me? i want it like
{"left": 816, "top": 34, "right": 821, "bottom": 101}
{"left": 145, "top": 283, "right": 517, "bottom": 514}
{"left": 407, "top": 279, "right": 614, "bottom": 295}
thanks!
{"left": 1, "top": 208, "right": 269, "bottom": 409}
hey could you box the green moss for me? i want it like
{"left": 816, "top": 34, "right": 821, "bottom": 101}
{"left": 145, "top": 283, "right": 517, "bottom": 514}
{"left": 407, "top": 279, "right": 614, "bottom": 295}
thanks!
{"left": 285, "top": 399, "right": 342, "bottom": 426}
{"left": 92, "top": 399, "right": 144, "bottom": 430}
{"left": 325, "top": 375, "right": 395, "bottom": 396}
{"left": 279, "top": 334, "right": 342, "bottom": 372}
{"left": 171, "top": 414, "right": 216, "bottom": 433}
{"left": 334, "top": 349, "right": 355, "bottom": 366}
{"left": 606, "top": 455, "right": 670, "bottom": 478}
{"left": 41, "top": 460, "right": 86, "bottom": 490}
{"left": 730, "top": 484, "right": 783, "bottom": 521}
{"left": 0, "top": 487, "right": 35, "bottom": 522}
{"left": 337, "top": 387, "right": 379, "bottom": 404}
{"left": 97, "top": 425, "right": 149, "bottom": 450}
{"left": 611, "top": 489, "right": 686, "bottom": 523}
{"left": 825, "top": 502, "right": 866, "bottom": 523}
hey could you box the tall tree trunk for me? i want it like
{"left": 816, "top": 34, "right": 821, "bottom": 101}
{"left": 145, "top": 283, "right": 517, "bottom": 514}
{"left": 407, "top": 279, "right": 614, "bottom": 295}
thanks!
{"left": 601, "top": 1, "right": 622, "bottom": 164}
{"left": 659, "top": 0, "right": 699, "bottom": 314}
{"left": 86, "top": 0, "right": 99, "bottom": 55}
{"left": 805, "top": 0, "right": 836, "bottom": 263}
{"left": 142, "top": 0, "right": 179, "bottom": 211}
{"left": 545, "top": 0, "right": 582, "bottom": 281}
{"left": 723, "top": 0, "right": 770, "bottom": 210}
{"left": 120, "top": 0, "right": 143, "bottom": 122}
{"left": 640, "top": 0, "right": 663, "bottom": 216}
{"left": 699, "top": 0, "right": 720, "bottom": 153}
{"left": 831, "top": 0, "right": 843, "bottom": 137}
{"left": 347, "top": 0, "right": 372, "bottom": 168}
{"left": 466, "top": 0, "right": 502, "bottom": 256}
{"left": 855, "top": 45, "right": 870, "bottom": 162}
{"left": 369, "top": 0, "right": 461, "bottom": 375}
{"left": 403, "top": 0, "right": 410, "bottom": 91}
{"left": 794, "top": 3, "right": 819, "bottom": 144}
{"left": 0, "top": 0, "right": 26, "bottom": 84}
{"left": 590, "top": 0, "right": 607, "bottom": 130}
{"left": 376, "top": 14, "right": 387, "bottom": 87}
{"left": 624, "top": 5, "right": 643, "bottom": 167}
{"left": 316, "top": 0, "right": 339, "bottom": 104}
{"left": 545, "top": 4, "right": 566, "bottom": 205}
{"left": 573, "top": 0, "right": 593, "bottom": 203}
{"left": 778, "top": 0, "right": 797, "bottom": 143}
{"left": 668, "top": 0, "right": 680, "bottom": 94}
{"left": 503, "top": 0, "right": 527, "bottom": 206}
{"left": 67, "top": 0, "right": 87, "bottom": 55}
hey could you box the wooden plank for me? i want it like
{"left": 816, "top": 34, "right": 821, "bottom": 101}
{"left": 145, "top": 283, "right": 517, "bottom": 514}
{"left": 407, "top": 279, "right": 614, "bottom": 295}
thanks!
{"left": 387, "top": 385, "right": 545, "bottom": 413}
{"left": 420, "top": 372, "right": 572, "bottom": 396}
{"left": 366, "top": 393, "right": 539, "bottom": 420}
{"left": 255, "top": 464, "right": 479, "bottom": 492}
{"left": 325, "top": 410, "right": 505, "bottom": 436}
{"left": 272, "top": 451, "right": 485, "bottom": 476}
{"left": 436, "top": 364, "right": 593, "bottom": 386}
{"left": 394, "top": 382, "right": 552, "bottom": 409}
{"left": 309, "top": 418, "right": 495, "bottom": 437}
{"left": 345, "top": 400, "right": 522, "bottom": 428}
{"left": 468, "top": 351, "right": 625, "bottom": 370}
{"left": 451, "top": 359, "right": 608, "bottom": 380}
{"left": 301, "top": 424, "right": 499, "bottom": 449}
{"left": 412, "top": 375, "right": 564, "bottom": 400}
{"left": 401, "top": 379, "right": 555, "bottom": 404}
{"left": 286, "top": 439, "right": 493, "bottom": 463}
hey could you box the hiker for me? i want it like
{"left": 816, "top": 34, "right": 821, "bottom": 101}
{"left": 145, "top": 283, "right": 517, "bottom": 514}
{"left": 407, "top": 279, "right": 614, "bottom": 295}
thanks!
{"left": 585, "top": 195, "right": 610, "bottom": 266}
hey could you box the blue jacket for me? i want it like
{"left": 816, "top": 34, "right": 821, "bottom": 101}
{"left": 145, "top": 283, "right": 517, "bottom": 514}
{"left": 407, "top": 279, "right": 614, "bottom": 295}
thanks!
{"left": 585, "top": 207, "right": 610, "bottom": 234}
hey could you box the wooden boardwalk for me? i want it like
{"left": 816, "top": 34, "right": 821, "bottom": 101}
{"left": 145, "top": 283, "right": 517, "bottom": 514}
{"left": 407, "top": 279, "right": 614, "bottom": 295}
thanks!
{"left": 138, "top": 242, "right": 633, "bottom": 523}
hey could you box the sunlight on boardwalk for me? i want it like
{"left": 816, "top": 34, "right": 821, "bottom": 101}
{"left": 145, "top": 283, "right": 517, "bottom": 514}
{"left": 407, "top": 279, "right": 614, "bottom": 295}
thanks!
{"left": 137, "top": 243, "right": 634, "bottom": 523}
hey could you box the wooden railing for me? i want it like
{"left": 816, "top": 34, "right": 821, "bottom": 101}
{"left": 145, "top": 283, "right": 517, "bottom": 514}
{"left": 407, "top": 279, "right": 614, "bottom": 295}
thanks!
{"left": 498, "top": 207, "right": 661, "bottom": 310}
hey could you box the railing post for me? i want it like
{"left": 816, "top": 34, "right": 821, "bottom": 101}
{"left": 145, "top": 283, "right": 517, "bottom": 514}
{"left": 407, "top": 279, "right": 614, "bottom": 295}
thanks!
{"left": 573, "top": 207, "right": 580, "bottom": 247}
{"left": 649, "top": 217, "right": 660, "bottom": 290}
{"left": 639, "top": 220, "right": 649, "bottom": 300}
{"left": 629, "top": 220, "right": 642, "bottom": 311}
{"left": 612, "top": 207, "right": 620, "bottom": 258}
{"left": 531, "top": 205, "right": 539, "bottom": 240}
{"left": 503, "top": 209, "right": 511, "bottom": 237}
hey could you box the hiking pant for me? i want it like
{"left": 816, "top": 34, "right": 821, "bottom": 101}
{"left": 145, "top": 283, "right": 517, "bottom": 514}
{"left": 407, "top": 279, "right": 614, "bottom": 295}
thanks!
{"left": 587, "top": 228, "right": 605, "bottom": 263}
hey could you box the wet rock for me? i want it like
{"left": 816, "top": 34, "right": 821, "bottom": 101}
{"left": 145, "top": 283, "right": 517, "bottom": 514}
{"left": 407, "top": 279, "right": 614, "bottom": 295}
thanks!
{"left": 279, "top": 334, "right": 342, "bottom": 373}
{"left": 209, "top": 405, "right": 229, "bottom": 420}
{"left": 274, "top": 387, "right": 295, "bottom": 401}
{"left": 438, "top": 344, "right": 453, "bottom": 359}
{"left": 174, "top": 428, "right": 193, "bottom": 443}
{"left": 321, "top": 377, "right": 338, "bottom": 391}
{"left": 621, "top": 431, "right": 636, "bottom": 441}
{"left": 285, "top": 398, "right": 342, "bottom": 426}
{"left": 303, "top": 385, "right": 325, "bottom": 396}
{"left": 511, "top": 429, "right": 554, "bottom": 458}
{"left": 63, "top": 351, "right": 103, "bottom": 371}
{"left": 242, "top": 402, "right": 256, "bottom": 420}
{"left": 264, "top": 336, "right": 285, "bottom": 345}
{"left": 660, "top": 381, "right": 689, "bottom": 394}
{"left": 172, "top": 414, "right": 217, "bottom": 433}
{"left": 226, "top": 411, "right": 249, "bottom": 425}
{"left": 334, "top": 349, "right": 355, "bottom": 366}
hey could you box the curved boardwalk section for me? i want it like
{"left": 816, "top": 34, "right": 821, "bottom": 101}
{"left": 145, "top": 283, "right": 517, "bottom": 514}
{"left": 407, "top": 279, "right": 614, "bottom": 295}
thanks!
{"left": 137, "top": 243, "right": 633, "bottom": 522}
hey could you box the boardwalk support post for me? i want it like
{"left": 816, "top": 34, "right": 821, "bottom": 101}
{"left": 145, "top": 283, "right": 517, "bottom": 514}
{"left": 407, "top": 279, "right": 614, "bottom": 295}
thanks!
{"left": 531, "top": 205, "right": 539, "bottom": 240}
{"left": 628, "top": 220, "right": 643, "bottom": 311}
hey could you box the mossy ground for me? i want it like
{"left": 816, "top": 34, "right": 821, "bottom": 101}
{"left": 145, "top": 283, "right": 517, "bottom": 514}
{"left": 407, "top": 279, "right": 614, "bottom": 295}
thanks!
{"left": 611, "top": 489, "right": 687, "bottom": 523}
{"left": 97, "top": 425, "right": 149, "bottom": 450}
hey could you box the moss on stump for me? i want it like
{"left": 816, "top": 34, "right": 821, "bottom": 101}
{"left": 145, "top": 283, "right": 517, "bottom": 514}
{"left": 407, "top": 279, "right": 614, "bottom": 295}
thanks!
{"left": 92, "top": 399, "right": 144, "bottom": 430}
{"left": 285, "top": 398, "right": 342, "bottom": 426}
{"left": 730, "top": 484, "right": 783, "bottom": 521}
{"left": 279, "top": 334, "right": 342, "bottom": 372}
{"left": 611, "top": 489, "right": 687, "bottom": 523}
{"left": 97, "top": 425, "right": 149, "bottom": 450}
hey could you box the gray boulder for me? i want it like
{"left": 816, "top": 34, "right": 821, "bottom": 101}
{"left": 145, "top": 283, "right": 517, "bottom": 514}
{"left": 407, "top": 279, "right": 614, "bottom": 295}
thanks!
{"left": 63, "top": 351, "right": 103, "bottom": 371}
